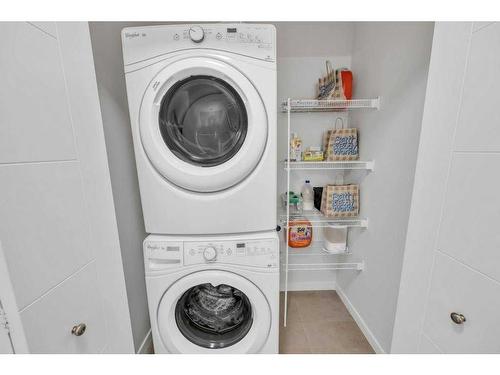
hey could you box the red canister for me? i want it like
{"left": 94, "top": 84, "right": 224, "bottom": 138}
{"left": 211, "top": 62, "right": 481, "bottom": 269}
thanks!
{"left": 339, "top": 69, "right": 353, "bottom": 100}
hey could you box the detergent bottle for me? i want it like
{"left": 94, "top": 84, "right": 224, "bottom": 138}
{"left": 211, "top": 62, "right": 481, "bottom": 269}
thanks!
{"left": 287, "top": 217, "right": 313, "bottom": 248}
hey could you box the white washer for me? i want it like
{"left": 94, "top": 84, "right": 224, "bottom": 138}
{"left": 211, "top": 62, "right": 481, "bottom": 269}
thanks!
{"left": 122, "top": 24, "right": 277, "bottom": 234}
{"left": 144, "top": 231, "right": 279, "bottom": 353}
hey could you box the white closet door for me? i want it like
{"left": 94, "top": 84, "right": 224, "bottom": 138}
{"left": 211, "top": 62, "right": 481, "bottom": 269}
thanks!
{"left": 0, "top": 22, "right": 134, "bottom": 353}
{"left": 0, "top": 329, "right": 13, "bottom": 353}
{"left": 0, "top": 301, "right": 13, "bottom": 354}
{"left": 392, "top": 22, "right": 500, "bottom": 353}
{"left": 0, "top": 335, "right": 13, "bottom": 354}
{"left": 0, "top": 242, "right": 28, "bottom": 354}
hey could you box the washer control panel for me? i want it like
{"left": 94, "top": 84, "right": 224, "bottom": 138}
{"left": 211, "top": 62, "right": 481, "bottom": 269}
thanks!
{"left": 184, "top": 239, "right": 278, "bottom": 268}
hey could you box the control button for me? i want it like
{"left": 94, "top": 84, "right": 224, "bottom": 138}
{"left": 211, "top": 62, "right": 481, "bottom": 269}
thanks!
{"left": 226, "top": 248, "right": 232, "bottom": 256}
{"left": 189, "top": 26, "right": 204, "bottom": 43}
{"left": 216, "top": 32, "right": 222, "bottom": 40}
{"left": 203, "top": 246, "right": 217, "bottom": 261}
{"left": 173, "top": 33, "right": 180, "bottom": 41}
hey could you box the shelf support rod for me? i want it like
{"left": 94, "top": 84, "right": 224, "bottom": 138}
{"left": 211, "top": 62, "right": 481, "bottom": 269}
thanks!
{"left": 284, "top": 98, "right": 291, "bottom": 328}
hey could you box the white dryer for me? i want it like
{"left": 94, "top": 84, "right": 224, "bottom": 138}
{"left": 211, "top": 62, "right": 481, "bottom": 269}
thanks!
{"left": 143, "top": 231, "right": 279, "bottom": 353}
{"left": 121, "top": 24, "right": 277, "bottom": 234}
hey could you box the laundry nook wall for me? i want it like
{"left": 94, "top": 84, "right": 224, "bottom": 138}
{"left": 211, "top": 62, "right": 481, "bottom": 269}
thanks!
{"left": 88, "top": 21, "right": 434, "bottom": 355}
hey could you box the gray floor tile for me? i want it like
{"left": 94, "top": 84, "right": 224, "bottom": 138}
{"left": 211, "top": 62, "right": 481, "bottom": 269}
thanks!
{"left": 279, "top": 291, "right": 374, "bottom": 354}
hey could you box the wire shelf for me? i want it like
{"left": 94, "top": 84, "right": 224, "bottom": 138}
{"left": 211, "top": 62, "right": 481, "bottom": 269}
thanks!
{"left": 281, "top": 95, "right": 379, "bottom": 327}
{"left": 283, "top": 246, "right": 351, "bottom": 256}
{"left": 283, "top": 160, "right": 375, "bottom": 171}
{"left": 283, "top": 262, "right": 364, "bottom": 271}
{"left": 281, "top": 97, "right": 380, "bottom": 112}
{"left": 280, "top": 208, "right": 368, "bottom": 229}
{"left": 280, "top": 246, "right": 362, "bottom": 271}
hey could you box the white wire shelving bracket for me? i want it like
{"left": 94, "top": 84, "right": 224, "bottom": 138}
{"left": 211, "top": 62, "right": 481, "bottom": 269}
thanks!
{"left": 281, "top": 97, "right": 380, "bottom": 112}
{"left": 282, "top": 97, "right": 378, "bottom": 328}
{"left": 283, "top": 160, "right": 375, "bottom": 171}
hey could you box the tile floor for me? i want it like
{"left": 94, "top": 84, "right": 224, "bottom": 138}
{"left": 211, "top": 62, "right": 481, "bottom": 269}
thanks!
{"left": 279, "top": 291, "right": 375, "bottom": 354}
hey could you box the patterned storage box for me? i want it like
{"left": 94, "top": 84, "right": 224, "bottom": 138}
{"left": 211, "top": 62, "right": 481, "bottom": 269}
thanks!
{"left": 324, "top": 128, "right": 359, "bottom": 161}
{"left": 320, "top": 184, "right": 359, "bottom": 218}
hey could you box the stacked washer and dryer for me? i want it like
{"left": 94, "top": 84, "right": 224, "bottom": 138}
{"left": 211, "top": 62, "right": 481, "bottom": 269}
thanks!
{"left": 121, "top": 24, "right": 278, "bottom": 353}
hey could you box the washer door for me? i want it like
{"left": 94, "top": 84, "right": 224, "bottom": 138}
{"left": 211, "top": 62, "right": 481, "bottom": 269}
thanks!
{"left": 157, "top": 270, "right": 271, "bottom": 353}
{"left": 140, "top": 57, "right": 268, "bottom": 192}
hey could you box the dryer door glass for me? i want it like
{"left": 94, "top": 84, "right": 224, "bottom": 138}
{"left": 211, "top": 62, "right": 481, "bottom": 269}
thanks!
{"left": 159, "top": 76, "right": 248, "bottom": 167}
{"left": 175, "top": 283, "right": 253, "bottom": 349}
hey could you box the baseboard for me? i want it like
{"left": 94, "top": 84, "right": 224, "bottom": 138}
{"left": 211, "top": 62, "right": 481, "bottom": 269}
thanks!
{"left": 336, "top": 286, "right": 386, "bottom": 354}
{"left": 137, "top": 329, "right": 153, "bottom": 354}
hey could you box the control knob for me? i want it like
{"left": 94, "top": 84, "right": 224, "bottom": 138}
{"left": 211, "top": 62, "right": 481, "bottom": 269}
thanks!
{"left": 203, "top": 246, "right": 217, "bottom": 261}
{"left": 189, "top": 26, "right": 204, "bottom": 43}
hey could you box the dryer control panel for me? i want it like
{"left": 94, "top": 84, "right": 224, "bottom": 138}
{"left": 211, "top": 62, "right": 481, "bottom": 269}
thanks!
{"left": 122, "top": 23, "right": 276, "bottom": 65}
{"left": 144, "top": 236, "right": 279, "bottom": 270}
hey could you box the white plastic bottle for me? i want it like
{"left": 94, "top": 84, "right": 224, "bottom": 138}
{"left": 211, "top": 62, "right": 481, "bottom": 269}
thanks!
{"left": 301, "top": 180, "right": 314, "bottom": 211}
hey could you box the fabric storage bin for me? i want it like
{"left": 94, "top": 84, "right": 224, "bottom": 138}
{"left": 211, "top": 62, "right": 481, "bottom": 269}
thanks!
{"left": 320, "top": 184, "right": 359, "bottom": 218}
{"left": 323, "top": 225, "right": 348, "bottom": 254}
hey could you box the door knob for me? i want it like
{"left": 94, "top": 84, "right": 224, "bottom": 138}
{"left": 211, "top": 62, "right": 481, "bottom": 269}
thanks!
{"left": 71, "top": 323, "right": 87, "bottom": 336}
{"left": 450, "top": 312, "right": 466, "bottom": 325}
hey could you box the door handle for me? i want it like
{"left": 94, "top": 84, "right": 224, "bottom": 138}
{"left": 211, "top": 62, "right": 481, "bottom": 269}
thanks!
{"left": 450, "top": 312, "right": 466, "bottom": 325}
{"left": 71, "top": 323, "right": 87, "bottom": 336}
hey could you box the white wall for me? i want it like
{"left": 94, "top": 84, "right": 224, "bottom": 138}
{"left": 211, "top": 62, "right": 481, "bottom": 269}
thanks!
{"left": 336, "top": 22, "right": 434, "bottom": 353}
{"left": 276, "top": 22, "right": 354, "bottom": 58}
{"left": 88, "top": 22, "right": 155, "bottom": 352}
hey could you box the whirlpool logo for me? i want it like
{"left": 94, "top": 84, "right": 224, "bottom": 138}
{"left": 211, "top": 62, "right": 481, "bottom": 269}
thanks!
{"left": 124, "top": 32, "right": 147, "bottom": 39}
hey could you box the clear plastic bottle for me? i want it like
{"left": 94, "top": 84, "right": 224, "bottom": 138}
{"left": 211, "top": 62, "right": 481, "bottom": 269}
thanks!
{"left": 290, "top": 133, "right": 302, "bottom": 161}
{"left": 301, "top": 180, "right": 314, "bottom": 211}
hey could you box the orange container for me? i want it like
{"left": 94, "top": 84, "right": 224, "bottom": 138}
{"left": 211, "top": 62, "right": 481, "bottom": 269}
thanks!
{"left": 340, "top": 70, "right": 353, "bottom": 100}
{"left": 287, "top": 219, "right": 313, "bottom": 248}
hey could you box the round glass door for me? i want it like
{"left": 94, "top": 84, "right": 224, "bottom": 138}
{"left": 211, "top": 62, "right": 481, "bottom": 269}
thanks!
{"left": 139, "top": 57, "right": 268, "bottom": 192}
{"left": 175, "top": 283, "right": 253, "bottom": 349}
{"left": 159, "top": 76, "right": 248, "bottom": 167}
{"left": 157, "top": 269, "right": 271, "bottom": 353}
